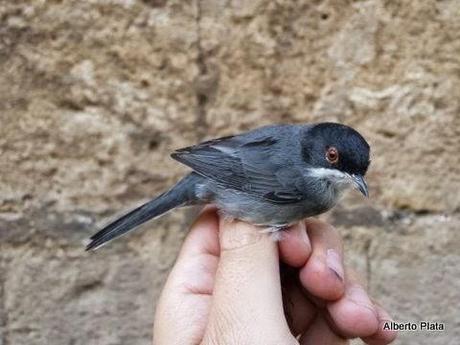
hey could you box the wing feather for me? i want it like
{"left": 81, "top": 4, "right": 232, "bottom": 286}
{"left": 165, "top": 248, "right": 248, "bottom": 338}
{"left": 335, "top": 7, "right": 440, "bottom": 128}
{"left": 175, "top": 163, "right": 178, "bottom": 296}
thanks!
{"left": 171, "top": 133, "right": 305, "bottom": 204}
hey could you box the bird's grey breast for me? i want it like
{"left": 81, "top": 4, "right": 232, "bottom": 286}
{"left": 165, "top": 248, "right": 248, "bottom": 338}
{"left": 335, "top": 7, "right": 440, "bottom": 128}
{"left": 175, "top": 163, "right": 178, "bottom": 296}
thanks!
{"left": 201, "top": 177, "right": 337, "bottom": 227}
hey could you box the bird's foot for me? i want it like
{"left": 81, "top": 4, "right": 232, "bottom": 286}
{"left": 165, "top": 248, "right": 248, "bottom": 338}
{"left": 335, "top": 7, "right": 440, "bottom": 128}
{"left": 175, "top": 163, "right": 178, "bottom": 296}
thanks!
{"left": 217, "top": 209, "right": 235, "bottom": 223}
{"left": 259, "top": 225, "right": 287, "bottom": 241}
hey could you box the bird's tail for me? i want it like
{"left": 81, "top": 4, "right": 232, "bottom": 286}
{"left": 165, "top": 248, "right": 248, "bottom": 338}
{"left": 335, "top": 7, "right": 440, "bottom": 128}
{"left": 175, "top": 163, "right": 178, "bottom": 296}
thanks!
{"left": 86, "top": 173, "right": 201, "bottom": 251}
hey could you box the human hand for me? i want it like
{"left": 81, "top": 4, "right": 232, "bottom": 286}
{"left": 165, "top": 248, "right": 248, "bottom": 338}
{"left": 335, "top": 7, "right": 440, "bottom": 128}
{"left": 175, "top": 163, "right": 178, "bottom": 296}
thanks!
{"left": 153, "top": 208, "right": 397, "bottom": 345}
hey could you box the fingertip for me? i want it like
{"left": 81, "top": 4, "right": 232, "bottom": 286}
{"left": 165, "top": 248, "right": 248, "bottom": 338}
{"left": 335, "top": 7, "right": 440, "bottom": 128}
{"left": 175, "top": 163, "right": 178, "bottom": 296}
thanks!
{"left": 327, "top": 286, "right": 380, "bottom": 338}
{"left": 279, "top": 222, "right": 311, "bottom": 267}
{"left": 189, "top": 205, "right": 218, "bottom": 231}
{"left": 362, "top": 326, "right": 398, "bottom": 345}
{"left": 362, "top": 305, "right": 398, "bottom": 345}
{"left": 183, "top": 207, "right": 220, "bottom": 257}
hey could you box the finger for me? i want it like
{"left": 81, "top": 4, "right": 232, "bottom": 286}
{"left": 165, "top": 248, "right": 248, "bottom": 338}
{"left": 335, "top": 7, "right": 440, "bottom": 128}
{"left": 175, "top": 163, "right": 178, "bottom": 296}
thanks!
{"left": 299, "top": 219, "right": 345, "bottom": 301}
{"left": 299, "top": 314, "right": 349, "bottom": 345}
{"left": 281, "top": 265, "right": 317, "bottom": 337}
{"left": 203, "top": 218, "right": 295, "bottom": 344}
{"left": 327, "top": 271, "right": 379, "bottom": 338}
{"left": 361, "top": 302, "right": 397, "bottom": 345}
{"left": 168, "top": 207, "right": 220, "bottom": 294}
{"left": 180, "top": 206, "right": 220, "bottom": 257}
{"left": 159, "top": 207, "right": 220, "bottom": 293}
{"left": 279, "top": 222, "right": 311, "bottom": 267}
{"left": 154, "top": 208, "right": 220, "bottom": 345}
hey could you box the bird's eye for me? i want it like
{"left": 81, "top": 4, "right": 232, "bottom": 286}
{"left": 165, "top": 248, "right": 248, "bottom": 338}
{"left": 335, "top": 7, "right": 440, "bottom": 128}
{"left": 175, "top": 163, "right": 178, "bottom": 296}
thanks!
{"left": 326, "top": 147, "right": 339, "bottom": 164}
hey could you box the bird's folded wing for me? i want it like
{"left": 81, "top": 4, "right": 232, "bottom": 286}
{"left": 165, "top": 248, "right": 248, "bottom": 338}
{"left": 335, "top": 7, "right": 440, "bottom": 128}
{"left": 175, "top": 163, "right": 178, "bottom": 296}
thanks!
{"left": 171, "top": 134, "right": 305, "bottom": 203}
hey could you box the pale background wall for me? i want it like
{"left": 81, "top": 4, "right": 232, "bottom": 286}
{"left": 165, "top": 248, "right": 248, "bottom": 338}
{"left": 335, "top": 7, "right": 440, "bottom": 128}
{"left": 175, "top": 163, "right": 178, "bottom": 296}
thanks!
{"left": 0, "top": 1, "right": 459, "bottom": 344}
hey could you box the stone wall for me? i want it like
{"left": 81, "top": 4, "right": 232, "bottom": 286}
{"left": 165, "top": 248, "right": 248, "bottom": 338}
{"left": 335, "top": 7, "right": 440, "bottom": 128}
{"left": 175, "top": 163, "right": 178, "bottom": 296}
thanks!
{"left": 1, "top": 1, "right": 459, "bottom": 344}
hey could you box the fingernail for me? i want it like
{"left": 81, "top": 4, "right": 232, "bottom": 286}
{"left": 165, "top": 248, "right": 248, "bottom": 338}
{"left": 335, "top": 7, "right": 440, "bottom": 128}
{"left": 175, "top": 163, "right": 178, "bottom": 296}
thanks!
{"left": 326, "top": 249, "right": 344, "bottom": 282}
{"left": 375, "top": 305, "right": 395, "bottom": 330}
{"left": 378, "top": 310, "right": 393, "bottom": 323}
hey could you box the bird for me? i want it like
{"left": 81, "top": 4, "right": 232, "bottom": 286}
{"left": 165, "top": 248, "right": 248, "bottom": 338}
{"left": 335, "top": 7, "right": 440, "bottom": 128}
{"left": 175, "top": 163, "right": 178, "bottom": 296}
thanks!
{"left": 86, "top": 122, "right": 370, "bottom": 251}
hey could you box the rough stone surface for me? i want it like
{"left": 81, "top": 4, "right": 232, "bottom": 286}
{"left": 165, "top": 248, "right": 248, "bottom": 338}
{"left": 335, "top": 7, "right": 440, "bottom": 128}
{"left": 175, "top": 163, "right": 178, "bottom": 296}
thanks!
{"left": 0, "top": 1, "right": 459, "bottom": 344}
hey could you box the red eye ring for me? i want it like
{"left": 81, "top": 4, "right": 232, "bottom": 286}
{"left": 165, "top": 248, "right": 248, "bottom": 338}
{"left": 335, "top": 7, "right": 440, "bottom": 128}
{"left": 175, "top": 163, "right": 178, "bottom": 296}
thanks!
{"left": 326, "top": 147, "right": 339, "bottom": 164}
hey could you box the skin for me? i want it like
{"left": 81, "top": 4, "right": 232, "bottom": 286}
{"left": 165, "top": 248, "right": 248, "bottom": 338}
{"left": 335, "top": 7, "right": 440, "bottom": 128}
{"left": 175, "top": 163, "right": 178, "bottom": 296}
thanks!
{"left": 153, "top": 208, "right": 397, "bottom": 345}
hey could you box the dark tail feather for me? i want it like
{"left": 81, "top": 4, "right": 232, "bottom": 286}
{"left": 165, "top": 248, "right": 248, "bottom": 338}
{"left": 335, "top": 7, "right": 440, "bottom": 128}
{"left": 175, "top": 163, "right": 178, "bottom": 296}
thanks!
{"left": 86, "top": 173, "right": 201, "bottom": 251}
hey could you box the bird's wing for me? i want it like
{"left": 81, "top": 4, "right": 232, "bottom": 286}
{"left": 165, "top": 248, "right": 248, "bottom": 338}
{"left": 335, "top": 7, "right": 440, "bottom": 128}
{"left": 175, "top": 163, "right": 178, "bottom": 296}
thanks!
{"left": 171, "top": 133, "right": 306, "bottom": 203}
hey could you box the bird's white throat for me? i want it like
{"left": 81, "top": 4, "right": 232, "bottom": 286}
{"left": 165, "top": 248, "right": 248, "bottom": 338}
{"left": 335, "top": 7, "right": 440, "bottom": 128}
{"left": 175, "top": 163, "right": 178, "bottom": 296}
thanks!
{"left": 306, "top": 167, "right": 353, "bottom": 191}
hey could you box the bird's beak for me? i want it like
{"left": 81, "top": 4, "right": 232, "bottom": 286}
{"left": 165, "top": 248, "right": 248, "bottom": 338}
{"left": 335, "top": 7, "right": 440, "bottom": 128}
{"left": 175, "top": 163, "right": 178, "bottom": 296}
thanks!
{"left": 352, "top": 174, "right": 369, "bottom": 197}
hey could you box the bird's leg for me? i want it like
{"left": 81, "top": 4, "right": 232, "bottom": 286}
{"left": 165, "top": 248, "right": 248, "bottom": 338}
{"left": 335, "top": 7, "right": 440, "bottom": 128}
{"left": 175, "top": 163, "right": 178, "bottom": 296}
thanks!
{"left": 259, "top": 225, "right": 287, "bottom": 241}
{"left": 217, "top": 208, "right": 235, "bottom": 223}
{"left": 217, "top": 209, "right": 287, "bottom": 241}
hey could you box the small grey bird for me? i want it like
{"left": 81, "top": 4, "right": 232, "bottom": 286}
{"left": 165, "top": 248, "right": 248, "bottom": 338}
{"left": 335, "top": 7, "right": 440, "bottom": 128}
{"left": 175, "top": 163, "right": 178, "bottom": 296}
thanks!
{"left": 86, "top": 122, "right": 370, "bottom": 251}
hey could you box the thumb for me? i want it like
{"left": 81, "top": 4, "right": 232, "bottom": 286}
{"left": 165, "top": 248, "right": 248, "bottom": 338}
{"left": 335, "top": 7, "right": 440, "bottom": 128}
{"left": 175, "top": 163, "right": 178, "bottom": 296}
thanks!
{"left": 202, "top": 218, "right": 296, "bottom": 345}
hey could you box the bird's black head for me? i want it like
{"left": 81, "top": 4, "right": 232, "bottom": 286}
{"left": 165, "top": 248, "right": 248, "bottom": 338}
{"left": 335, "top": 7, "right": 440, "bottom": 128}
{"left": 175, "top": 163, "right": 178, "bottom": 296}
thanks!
{"left": 301, "top": 122, "right": 371, "bottom": 196}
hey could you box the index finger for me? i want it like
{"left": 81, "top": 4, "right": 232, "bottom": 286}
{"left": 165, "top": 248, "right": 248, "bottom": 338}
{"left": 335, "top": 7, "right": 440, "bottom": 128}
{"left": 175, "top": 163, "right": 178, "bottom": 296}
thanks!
{"left": 278, "top": 222, "right": 312, "bottom": 267}
{"left": 299, "top": 219, "right": 346, "bottom": 301}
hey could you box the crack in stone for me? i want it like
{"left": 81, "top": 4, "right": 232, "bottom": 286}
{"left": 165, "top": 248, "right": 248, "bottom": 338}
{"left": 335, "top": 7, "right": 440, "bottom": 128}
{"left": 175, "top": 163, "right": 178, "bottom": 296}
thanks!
{"left": 195, "top": 0, "right": 207, "bottom": 76}
{"left": 364, "top": 238, "right": 372, "bottom": 292}
{"left": 194, "top": 0, "right": 209, "bottom": 140}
